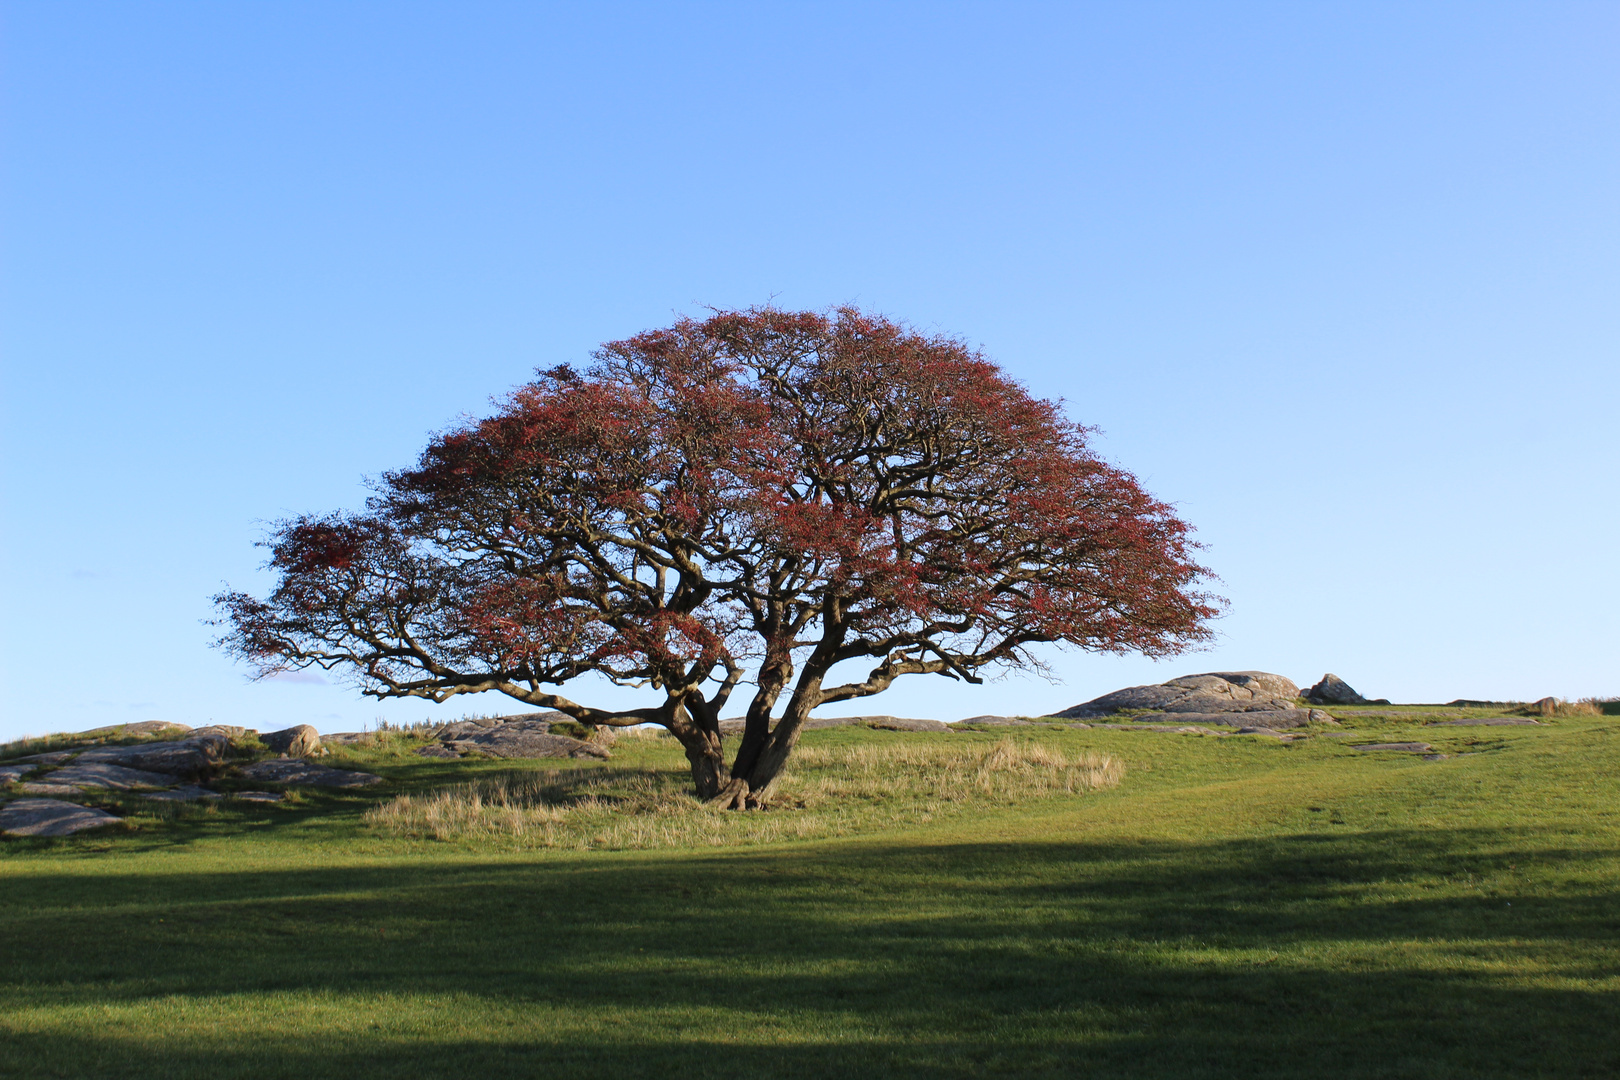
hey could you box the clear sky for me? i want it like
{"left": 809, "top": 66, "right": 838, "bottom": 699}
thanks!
{"left": 2, "top": 1, "right": 1616, "bottom": 741}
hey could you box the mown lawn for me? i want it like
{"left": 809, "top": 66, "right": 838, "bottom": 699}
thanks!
{"left": 2, "top": 714, "right": 1616, "bottom": 1078}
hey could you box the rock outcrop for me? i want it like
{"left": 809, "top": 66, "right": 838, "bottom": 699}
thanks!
{"left": 33, "top": 763, "right": 174, "bottom": 790}
{"left": 445, "top": 725, "right": 610, "bottom": 760}
{"left": 1056, "top": 672, "right": 1302, "bottom": 718}
{"left": 0, "top": 798, "right": 121, "bottom": 837}
{"left": 1303, "top": 674, "right": 1367, "bottom": 705}
{"left": 75, "top": 734, "right": 230, "bottom": 778}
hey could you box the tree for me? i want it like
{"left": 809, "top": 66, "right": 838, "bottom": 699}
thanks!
{"left": 214, "top": 307, "right": 1219, "bottom": 806}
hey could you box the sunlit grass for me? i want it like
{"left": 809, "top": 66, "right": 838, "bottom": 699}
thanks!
{"left": 363, "top": 738, "right": 1123, "bottom": 849}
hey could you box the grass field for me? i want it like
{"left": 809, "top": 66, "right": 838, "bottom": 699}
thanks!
{"left": 2, "top": 710, "right": 1617, "bottom": 1078}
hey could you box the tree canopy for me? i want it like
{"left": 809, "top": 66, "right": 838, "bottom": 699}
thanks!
{"left": 215, "top": 307, "right": 1219, "bottom": 805}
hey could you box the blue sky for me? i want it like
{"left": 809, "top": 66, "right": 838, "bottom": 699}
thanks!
{"left": 2, "top": 1, "right": 1616, "bottom": 740}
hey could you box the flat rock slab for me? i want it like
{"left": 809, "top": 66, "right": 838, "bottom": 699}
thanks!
{"left": 16, "top": 751, "right": 77, "bottom": 765}
{"left": 76, "top": 735, "right": 229, "bottom": 777}
{"left": 954, "top": 716, "right": 1033, "bottom": 726}
{"left": 231, "top": 790, "right": 284, "bottom": 803}
{"left": 1429, "top": 718, "right": 1543, "bottom": 726}
{"left": 0, "top": 798, "right": 122, "bottom": 837}
{"left": 416, "top": 744, "right": 462, "bottom": 758}
{"left": 142, "top": 785, "right": 222, "bottom": 802}
{"left": 444, "top": 727, "right": 609, "bottom": 760}
{"left": 238, "top": 760, "right": 383, "bottom": 787}
{"left": 41, "top": 763, "right": 176, "bottom": 790}
{"left": 18, "top": 783, "right": 86, "bottom": 796}
{"left": 1353, "top": 742, "right": 1433, "bottom": 753}
{"left": 0, "top": 764, "right": 37, "bottom": 784}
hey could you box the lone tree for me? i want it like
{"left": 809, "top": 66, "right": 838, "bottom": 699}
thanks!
{"left": 215, "top": 307, "right": 1218, "bottom": 806}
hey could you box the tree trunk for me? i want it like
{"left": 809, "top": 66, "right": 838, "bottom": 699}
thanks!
{"left": 669, "top": 696, "right": 730, "bottom": 801}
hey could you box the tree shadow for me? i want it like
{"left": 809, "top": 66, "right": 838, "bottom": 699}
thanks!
{"left": 2, "top": 827, "right": 1616, "bottom": 1078}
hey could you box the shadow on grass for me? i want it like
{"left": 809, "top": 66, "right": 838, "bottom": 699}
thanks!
{"left": 3, "top": 828, "right": 1617, "bottom": 1079}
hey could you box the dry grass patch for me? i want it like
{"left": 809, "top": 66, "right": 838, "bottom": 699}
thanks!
{"left": 365, "top": 737, "right": 1122, "bottom": 850}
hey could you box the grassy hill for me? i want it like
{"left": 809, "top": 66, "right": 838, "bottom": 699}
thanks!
{"left": 2, "top": 711, "right": 1616, "bottom": 1078}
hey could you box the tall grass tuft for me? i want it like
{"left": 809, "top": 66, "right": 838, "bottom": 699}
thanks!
{"left": 365, "top": 738, "right": 1122, "bottom": 850}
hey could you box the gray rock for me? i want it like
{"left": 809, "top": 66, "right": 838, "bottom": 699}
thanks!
{"left": 261, "top": 725, "right": 321, "bottom": 758}
{"left": 15, "top": 751, "right": 78, "bottom": 765}
{"left": 954, "top": 715, "right": 1032, "bottom": 726}
{"left": 1304, "top": 674, "right": 1367, "bottom": 705}
{"left": 35, "top": 763, "right": 175, "bottom": 791}
{"left": 18, "top": 783, "right": 87, "bottom": 796}
{"left": 142, "top": 785, "right": 222, "bottom": 802}
{"left": 415, "top": 744, "right": 463, "bottom": 758}
{"left": 237, "top": 760, "right": 383, "bottom": 787}
{"left": 444, "top": 723, "right": 610, "bottom": 760}
{"left": 1352, "top": 742, "right": 1432, "bottom": 753}
{"left": 320, "top": 732, "right": 373, "bottom": 745}
{"left": 76, "top": 734, "right": 229, "bottom": 777}
{"left": 1429, "top": 718, "right": 1544, "bottom": 726}
{"left": 1056, "top": 671, "right": 1301, "bottom": 718}
{"left": 231, "top": 790, "right": 284, "bottom": 803}
{"left": 0, "top": 798, "right": 122, "bottom": 837}
{"left": 433, "top": 712, "right": 569, "bottom": 740}
{"left": 0, "top": 764, "right": 37, "bottom": 784}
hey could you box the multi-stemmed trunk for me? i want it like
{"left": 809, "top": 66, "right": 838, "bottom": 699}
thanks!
{"left": 676, "top": 654, "right": 831, "bottom": 810}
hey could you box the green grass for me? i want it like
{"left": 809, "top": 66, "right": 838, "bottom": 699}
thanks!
{"left": 2, "top": 713, "right": 1617, "bottom": 1078}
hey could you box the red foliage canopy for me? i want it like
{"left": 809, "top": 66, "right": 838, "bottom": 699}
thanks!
{"left": 215, "top": 307, "right": 1219, "bottom": 802}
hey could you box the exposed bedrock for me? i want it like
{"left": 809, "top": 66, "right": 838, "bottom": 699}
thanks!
{"left": 1055, "top": 671, "right": 1302, "bottom": 718}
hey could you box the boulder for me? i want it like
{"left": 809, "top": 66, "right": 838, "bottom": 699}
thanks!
{"left": 33, "top": 763, "right": 175, "bottom": 790}
{"left": 1304, "top": 674, "right": 1367, "bottom": 705}
{"left": 237, "top": 760, "right": 383, "bottom": 787}
{"left": 1056, "top": 671, "right": 1301, "bottom": 718}
{"left": 416, "top": 744, "right": 463, "bottom": 758}
{"left": 955, "top": 716, "right": 1033, "bottom": 726}
{"left": 76, "top": 734, "right": 229, "bottom": 778}
{"left": 0, "top": 798, "right": 122, "bottom": 837}
{"left": 261, "top": 725, "right": 321, "bottom": 758}
{"left": 189, "top": 725, "right": 253, "bottom": 739}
